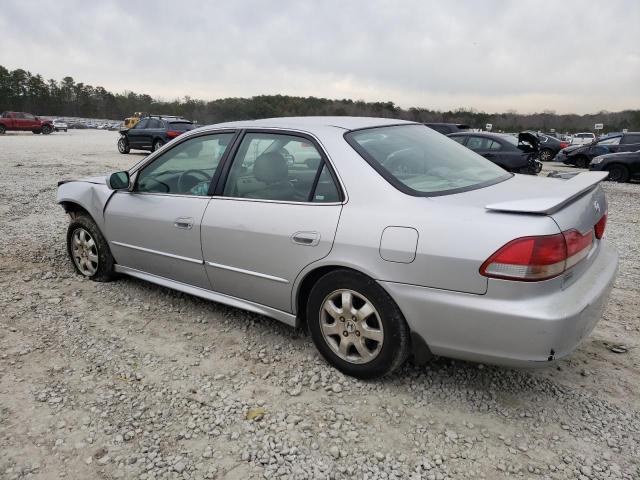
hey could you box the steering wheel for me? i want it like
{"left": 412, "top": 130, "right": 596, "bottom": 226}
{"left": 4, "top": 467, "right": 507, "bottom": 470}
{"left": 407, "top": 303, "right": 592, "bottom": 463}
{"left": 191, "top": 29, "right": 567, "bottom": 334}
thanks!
{"left": 177, "top": 169, "right": 211, "bottom": 193}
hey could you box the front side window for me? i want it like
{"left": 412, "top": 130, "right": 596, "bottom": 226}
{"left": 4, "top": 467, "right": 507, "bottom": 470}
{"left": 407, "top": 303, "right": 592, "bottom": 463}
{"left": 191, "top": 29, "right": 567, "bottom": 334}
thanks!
{"left": 136, "top": 133, "right": 234, "bottom": 195}
{"left": 135, "top": 119, "right": 149, "bottom": 129}
{"left": 346, "top": 124, "right": 510, "bottom": 196}
{"left": 223, "top": 133, "right": 339, "bottom": 202}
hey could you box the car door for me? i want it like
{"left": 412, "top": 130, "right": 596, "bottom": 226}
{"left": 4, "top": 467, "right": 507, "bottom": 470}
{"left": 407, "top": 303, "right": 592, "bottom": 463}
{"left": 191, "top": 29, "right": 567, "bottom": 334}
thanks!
{"left": 127, "top": 118, "right": 149, "bottom": 148}
{"left": 104, "top": 131, "right": 236, "bottom": 288}
{"left": 201, "top": 131, "right": 343, "bottom": 312}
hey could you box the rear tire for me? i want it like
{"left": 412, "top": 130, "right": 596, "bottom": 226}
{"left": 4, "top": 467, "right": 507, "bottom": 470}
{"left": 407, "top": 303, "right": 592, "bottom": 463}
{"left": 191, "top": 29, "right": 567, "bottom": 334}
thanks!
{"left": 153, "top": 139, "right": 165, "bottom": 151}
{"left": 606, "top": 164, "right": 630, "bottom": 183}
{"left": 0, "top": 125, "right": 5, "bottom": 134}
{"left": 117, "top": 137, "right": 130, "bottom": 154}
{"left": 307, "top": 270, "right": 411, "bottom": 379}
{"left": 575, "top": 156, "right": 589, "bottom": 168}
{"left": 66, "top": 215, "right": 115, "bottom": 282}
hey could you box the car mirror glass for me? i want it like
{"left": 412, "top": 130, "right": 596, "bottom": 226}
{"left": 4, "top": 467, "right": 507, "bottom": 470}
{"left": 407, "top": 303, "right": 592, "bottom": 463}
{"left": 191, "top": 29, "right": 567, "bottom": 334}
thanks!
{"left": 108, "top": 171, "right": 130, "bottom": 190}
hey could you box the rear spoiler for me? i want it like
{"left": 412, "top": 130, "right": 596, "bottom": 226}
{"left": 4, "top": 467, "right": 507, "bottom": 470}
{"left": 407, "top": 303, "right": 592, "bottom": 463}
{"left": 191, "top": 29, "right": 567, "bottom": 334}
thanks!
{"left": 485, "top": 171, "right": 608, "bottom": 215}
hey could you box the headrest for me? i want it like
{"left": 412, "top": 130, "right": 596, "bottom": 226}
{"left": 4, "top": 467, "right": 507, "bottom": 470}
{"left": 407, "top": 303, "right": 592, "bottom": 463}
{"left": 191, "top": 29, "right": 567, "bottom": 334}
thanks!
{"left": 253, "top": 151, "right": 288, "bottom": 184}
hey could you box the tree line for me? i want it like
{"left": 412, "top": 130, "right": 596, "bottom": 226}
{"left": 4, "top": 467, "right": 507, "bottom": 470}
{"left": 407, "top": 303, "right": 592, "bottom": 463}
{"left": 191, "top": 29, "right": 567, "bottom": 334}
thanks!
{"left": 1, "top": 65, "right": 639, "bottom": 133}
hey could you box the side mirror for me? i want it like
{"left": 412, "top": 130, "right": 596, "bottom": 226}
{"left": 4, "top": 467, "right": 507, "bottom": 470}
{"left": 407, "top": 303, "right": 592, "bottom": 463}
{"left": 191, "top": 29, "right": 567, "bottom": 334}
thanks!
{"left": 108, "top": 171, "right": 130, "bottom": 190}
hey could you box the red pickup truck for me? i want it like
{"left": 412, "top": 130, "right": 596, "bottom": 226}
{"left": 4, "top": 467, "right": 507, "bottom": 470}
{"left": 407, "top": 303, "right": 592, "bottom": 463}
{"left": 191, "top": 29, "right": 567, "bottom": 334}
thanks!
{"left": 0, "top": 111, "right": 54, "bottom": 134}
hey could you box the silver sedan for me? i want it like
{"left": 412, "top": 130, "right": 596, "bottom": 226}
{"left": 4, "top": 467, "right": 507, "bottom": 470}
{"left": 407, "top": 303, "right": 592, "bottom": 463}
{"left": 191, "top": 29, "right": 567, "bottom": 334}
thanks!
{"left": 57, "top": 117, "right": 618, "bottom": 379}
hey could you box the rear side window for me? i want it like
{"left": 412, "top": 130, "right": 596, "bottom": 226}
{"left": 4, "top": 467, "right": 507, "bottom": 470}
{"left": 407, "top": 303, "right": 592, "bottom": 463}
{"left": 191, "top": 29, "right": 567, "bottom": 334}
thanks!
{"left": 147, "top": 118, "right": 163, "bottom": 128}
{"left": 222, "top": 132, "right": 340, "bottom": 202}
{"left": 346, "top": 124, "right": 509, "bottom": 197}
{"left": 623, "top": 134, "right": 640, "bottom": 143}
{"left": 169, "top": 122, "right": 195, "bottom": 132}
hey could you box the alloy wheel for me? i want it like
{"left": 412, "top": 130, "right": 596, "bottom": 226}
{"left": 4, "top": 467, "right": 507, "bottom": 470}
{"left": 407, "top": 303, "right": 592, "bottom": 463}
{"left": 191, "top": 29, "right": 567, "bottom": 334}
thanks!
{"left": 71, "top": 227, "right": 99, "bottom": 276}
{"left": 319, "top": 289, "right": 384, "bottom": 364}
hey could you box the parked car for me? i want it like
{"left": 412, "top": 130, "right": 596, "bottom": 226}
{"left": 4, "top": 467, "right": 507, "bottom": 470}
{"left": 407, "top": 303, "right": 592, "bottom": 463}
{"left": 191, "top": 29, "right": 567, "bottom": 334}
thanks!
{"left": 117, "top": 116, "right": 195, "bottom": 153}
{"left": 538, "top": 133, "right": 570, "bottom": 161}
{"left": 424, "top": 123, "right": 470, "bottom": 135}
{"left": 589, "top": 150, "right": 640, "bottom": 183}
{"left": 447, "top": 131, "right": 542, "bottom": 174}
{"left": 557, "top": 132, "right": 640, "bottom": 168}
{"left": 0, "top": 111, "right": 53, "bottom": 134}
{"left": 57, "top": 117, "right": 617, "bottom": 379}
{"left": 571, "top": 133, "right": 596, "bottom": 145}
{"left": 53, "top": 119, "right": 68, "bottom": 132}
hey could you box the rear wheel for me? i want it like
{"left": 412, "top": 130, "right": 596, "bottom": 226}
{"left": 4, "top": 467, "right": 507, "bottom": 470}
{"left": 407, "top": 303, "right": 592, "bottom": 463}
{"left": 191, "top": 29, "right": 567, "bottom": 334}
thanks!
{"left": 539, "top": 148, "right": 554, "bottom": 162}
{"left": 575, "top": 156, "right": 589, "bottom": 168}
{"left": 307, "top": 270, "right": 411, "bottom": 379}
{"left": 153, "top": 139, "right": 165, "bottom": 151}
{"left": 66, "top": 215, "right": 115, "bottom": 282}
{"left": 117, "top": 136, "right": 130, "bottom": 154}
{"left": 606, "top": 164, "right": 630, "bottom": 183}
{"left": 41, "top": 125, "right": 52, "bottom": 135}
{"left": 0, "top": 125, "right": 5, "bottom": 134}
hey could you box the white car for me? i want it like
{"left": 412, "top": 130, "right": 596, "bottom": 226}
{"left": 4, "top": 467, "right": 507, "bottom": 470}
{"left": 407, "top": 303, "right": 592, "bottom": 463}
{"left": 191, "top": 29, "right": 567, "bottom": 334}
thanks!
{"left": 53, "top": 119, "right": 68, "bottom": 132}
{"left": 571, "top": 132, "right": 595, "bottom": 145}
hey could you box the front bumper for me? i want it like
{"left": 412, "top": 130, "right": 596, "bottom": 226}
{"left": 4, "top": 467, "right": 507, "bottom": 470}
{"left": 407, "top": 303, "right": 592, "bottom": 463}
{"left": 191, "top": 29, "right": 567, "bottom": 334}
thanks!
{"left": 381, "top": 243, "right": 618, "bottom": 367}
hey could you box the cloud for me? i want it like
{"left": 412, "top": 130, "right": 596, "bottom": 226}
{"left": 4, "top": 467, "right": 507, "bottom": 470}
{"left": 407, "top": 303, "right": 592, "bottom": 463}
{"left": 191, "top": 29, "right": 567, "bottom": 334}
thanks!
{"left": 0, "top": 0, "right": 638, "bottom": 113}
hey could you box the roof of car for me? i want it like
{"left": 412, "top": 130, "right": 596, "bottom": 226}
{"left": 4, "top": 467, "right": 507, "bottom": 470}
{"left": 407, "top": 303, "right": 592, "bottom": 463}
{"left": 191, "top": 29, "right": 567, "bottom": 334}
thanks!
{"left": 201, "top": 116, "right": 416, "bottom": 132}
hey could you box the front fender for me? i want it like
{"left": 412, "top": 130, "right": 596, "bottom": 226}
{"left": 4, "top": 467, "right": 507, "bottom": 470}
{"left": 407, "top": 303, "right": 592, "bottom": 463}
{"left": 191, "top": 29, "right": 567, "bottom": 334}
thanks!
{"left": 57, "top": 179, "right": 115, "bottom": 232}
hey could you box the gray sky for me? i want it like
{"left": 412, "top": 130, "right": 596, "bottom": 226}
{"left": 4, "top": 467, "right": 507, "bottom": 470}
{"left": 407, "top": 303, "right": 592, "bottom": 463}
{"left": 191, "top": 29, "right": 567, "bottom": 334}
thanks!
{"left": 1, "top": 0, "right": 638, "bottom": 114}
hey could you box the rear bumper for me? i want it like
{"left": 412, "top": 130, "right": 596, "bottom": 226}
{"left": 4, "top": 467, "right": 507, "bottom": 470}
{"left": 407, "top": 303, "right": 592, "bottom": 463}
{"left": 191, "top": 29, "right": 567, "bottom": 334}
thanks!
{"left": 381, "top": 243, "right": 618, "bottom": 367}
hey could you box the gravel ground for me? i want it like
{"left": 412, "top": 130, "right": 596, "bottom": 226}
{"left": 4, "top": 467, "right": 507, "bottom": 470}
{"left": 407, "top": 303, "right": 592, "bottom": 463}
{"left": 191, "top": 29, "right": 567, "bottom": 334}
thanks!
{"left": 0, "top": 130, "right": 639, "bottom": 480}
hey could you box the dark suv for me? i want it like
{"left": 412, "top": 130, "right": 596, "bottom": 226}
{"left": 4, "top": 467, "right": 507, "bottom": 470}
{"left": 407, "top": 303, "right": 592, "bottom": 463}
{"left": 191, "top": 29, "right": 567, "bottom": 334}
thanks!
{"left": 118, "top": 116, "right": 195, "bottom": 153}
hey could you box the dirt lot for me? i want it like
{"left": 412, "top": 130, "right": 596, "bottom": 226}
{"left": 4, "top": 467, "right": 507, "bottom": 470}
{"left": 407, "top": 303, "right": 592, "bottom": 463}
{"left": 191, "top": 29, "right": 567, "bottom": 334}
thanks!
{"left": 0, "top": 130, "right": 638, "bottom": 480}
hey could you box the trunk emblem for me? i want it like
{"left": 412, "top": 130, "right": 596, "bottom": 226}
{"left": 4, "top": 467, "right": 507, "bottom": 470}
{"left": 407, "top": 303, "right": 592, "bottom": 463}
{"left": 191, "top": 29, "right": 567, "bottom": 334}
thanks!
{"left": 593, "top": 200, "right": 601, "bottom": 213}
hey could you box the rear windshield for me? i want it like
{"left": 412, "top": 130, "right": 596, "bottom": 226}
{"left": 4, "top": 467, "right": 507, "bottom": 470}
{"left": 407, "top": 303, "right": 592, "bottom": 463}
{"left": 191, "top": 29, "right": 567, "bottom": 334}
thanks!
{"left": 345, "top": 124, "right": 510, "bottom": 196}
{"left": 169, "top": 122, "right": 194, "bottom": 131}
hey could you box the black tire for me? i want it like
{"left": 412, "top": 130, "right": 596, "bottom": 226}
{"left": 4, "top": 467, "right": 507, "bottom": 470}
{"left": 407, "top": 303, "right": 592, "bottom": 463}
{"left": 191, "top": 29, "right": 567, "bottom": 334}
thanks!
{"left": 66, "top": 214, "right": 115, "bottom": 282}
{"left": 0, "top": 125, "right": 5, "bottom": 134}
{"left": 117, "top": 136, "right": 130, "bottom": 154}
{"left": 307, "top": 269, "right": 411, "bottom": 379}
{"left": 64, "top": 129, "right": 67, "bottom": 132}
{"left": 153, "top": 139, "right": 165, "bottom": 151}
{"left": 539, "top": 148, "right": 554, "bottom": 162}
{"left": 32, "top": 130, "right": 41, "bottom": 134}
{"left": 606, "top": 164, "right": 630, "bottom": 183}
{"left": 41, "top": 125, "right": 52, "bottom": 135}
{"left": 575, "top": 156, "right": 589, "bottom": 169}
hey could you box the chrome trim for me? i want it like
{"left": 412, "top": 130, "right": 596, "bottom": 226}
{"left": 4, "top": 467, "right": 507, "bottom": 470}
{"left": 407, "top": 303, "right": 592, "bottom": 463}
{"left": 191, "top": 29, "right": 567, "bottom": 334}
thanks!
{"left": 111, "top": 241, "right": 203, "bottom": 264}
{"left": 114, "top": 265, "right": 298, "bottom": 327}
{"left": 205, "top": 260, "right": 289, "bottom": 284}
{"left": 209, "top": 196, "right": 342, "bottom": 206}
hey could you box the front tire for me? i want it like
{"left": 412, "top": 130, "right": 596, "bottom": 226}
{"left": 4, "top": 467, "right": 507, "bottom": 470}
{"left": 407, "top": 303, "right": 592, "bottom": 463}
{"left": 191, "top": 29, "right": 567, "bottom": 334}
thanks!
{"left": 117, "top": 137, "right": 130, "bottom": 154}
{"left": 41, "top": 125, "right": 52, "bottom": 135}
{"left": 539, "top": 148, "right": 554, "bottom": 162}
{"left": 66, "top": 215, "right": 115, "bottom": 282}
{"left": 606, "top": 164, "right": 630, "bottom": 183}
{"left": 307, "top": 270, "right": 411, "bottom": 379}
{"left": 575, "top": 156, "right": 589, "bottom": 168}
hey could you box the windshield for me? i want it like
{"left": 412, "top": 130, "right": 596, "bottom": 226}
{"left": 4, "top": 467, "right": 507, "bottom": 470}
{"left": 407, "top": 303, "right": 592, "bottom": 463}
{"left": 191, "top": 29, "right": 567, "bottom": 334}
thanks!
{"left": 346, "top": 124, "right": 510, "bottom": 196}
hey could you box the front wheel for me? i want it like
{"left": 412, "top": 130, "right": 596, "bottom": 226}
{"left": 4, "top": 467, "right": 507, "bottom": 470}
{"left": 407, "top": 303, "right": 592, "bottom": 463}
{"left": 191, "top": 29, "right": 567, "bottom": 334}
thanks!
{"left": 41, "top": 125, "right": 52, "bottom": 134}
{"left": 607, "top": 164, "right": 630, "bottom": 183}
{"left": 307, "top": 270, "right": 411, "bottom": 379}
{"left": 117, "top": 137, "right": 130, "bottom": 154}
{"left": 66, "top": 215, "right": 115, "bottom": 282}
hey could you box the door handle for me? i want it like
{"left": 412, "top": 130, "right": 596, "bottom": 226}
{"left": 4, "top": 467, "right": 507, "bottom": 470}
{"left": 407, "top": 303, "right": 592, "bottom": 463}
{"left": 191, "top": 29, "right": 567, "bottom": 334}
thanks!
{"left": 174, "top": 217, "right": 194, "bottom": 230}
{"left": 291, "top": 231, "right": 320, "bottom": 246}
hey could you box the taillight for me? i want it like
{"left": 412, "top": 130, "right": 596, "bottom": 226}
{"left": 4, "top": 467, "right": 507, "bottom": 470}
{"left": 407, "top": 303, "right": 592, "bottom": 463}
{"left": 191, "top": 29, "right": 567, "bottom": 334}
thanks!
{"left": 594, "top": 213, "right": 607, "bottom": 239}
{"left": 166, "top": 130, "right": 181, "bottom": 138}
{"left": 481, "top": 229, "right": 593, "bottom": 281}
{"left": 560, "top": 142, "right": 569, "bottom": 148}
